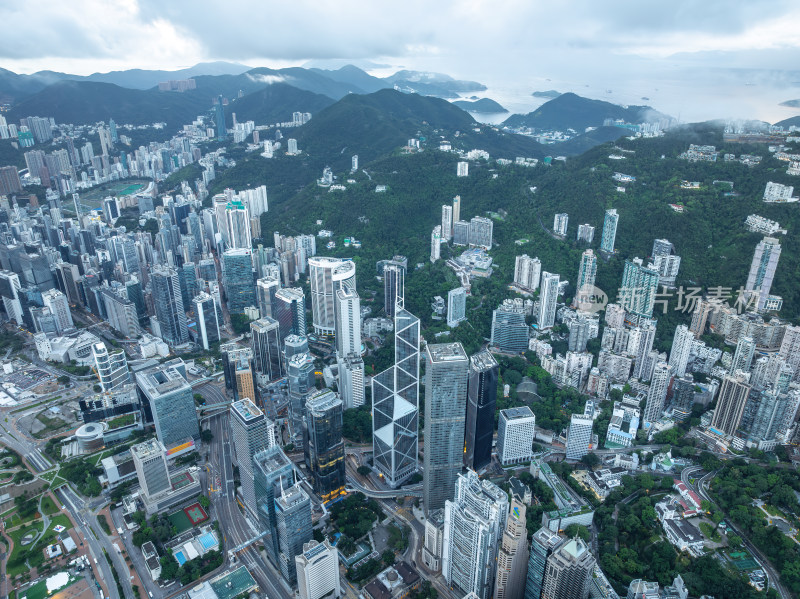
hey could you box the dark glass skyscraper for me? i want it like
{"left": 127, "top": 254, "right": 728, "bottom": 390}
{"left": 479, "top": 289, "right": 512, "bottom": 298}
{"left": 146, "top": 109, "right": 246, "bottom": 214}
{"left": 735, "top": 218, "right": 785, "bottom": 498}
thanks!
{"left": 303, "top": 389, "right": 345, "bottom": 502}
{"left": 222, "top": 248, "right": 255, "bottom": 315}
{"left": 274, "top": 287, "right": 306, "bottom": 339}
{"left": 150, "top": 265, "right": 188, "bottom": 346}
{"left": 464, "top": 350, "right": 499, "bottom": 471}
{"left": 251, "top": 317, "right": 283, "bottom": 381}
{"left": 215, "top": 95, "right": 226, "bottom": 139}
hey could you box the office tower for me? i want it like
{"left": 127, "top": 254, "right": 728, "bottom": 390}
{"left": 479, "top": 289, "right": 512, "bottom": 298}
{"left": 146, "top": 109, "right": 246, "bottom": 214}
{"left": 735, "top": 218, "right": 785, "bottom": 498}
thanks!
{"left": 135, "top": 364, "right": 199, "bottom": 446}
{"left": 220, "top": 200, "right": 252, "bottom": 250}
{"left": 643, "top": 362, "right": 671, "bottom": 427}
{"left": 304, "top": 389, "right": 345, "bottom": 501}
{"left": 234, "top": 354, "right": 256, "bottom": 403}
{"left": 553, "top": 213, "right": 568, "bottom": 236}
{"left": 565, "top": 413, "right": 593, "bottom": 460}
{"left": 464, "top": 351, "right": 498, "bottom": 471}
{"left": 41, "top": 288, "right": 73, "bottom": 333}
{"left": 619, "top": 258, "right": 660, "bottom": 319}
{"left": 251, "top": 317, "right": 283, "bottom": 382}
{"left": 253, "top": 446, "right": 295, "bottom": 562}
{"left": 338, "top": 353, "right": 365, "bottom": 409}
{"left": 288, "top": 353, "right": 316, "bottom": 448}
{"left": 130, "top": 440, "right": 170, "bottom": 501}
{"left": 497, "top": 407, "right": 536, "bottom": 465}
{"left": 576, "top": 249, "right": 597, "bottom": 294}
{"left": 215, "top": 95, "right": 226, "bottom": 139}
{"left": 457, "top": 161, "right": 469, "bottom": 177}
{"left": 567, "top": 315, "right": 591, "bottom": 352}
{"left": 257, "top": 276, "right": 280, "bottom": 319}
{"left": 627, "top": 580, "right": 660, "bottom": 599}
{"left": 670, "top": 375, "right": 695, "bottom": 421}
{"left": 275, "top": 483, "right": 313, "bottom": 585}
{"left": 453, "top": 220, "right": 470, "bottom": 245}
{"left": 491, "top": 300, "right": 529, "bottom": 353}
{"left": 442, "top": 470, "right": 508, "bottom": 599}
{"left": 150, "top": 265, "right": 189, "bottom": 346}
{"left": 668, "top": 324, "right": 693, "bottom": 378}
{"left": 541, "top": 537, "right": 596, "bottom": 599}
{"left": 100, "top": 288, "right": 140, "bottom": 338}
{"left": 383, "top": 261, "right": 405, "bottom": 318}
{"left": 431, "top": 226, "right": 442, "bottom": 262}
{"left": 447, "top": 287, "right": 467, "bottom": 327}
{"left": 92, "top": 342, "right": 130, "bottom": 392}
{"left": 223, "top": 248, "right": 255, "bottom": 314}
{"left": 745, "top": 237, "right": 782, "bottom": 311}
{"left": 193, "top": 292, "right": 220, "bottom": 350}
{"left": 689, "top": 298, "right": 714, "bottom": 338}
{"left": 525, "top": 527, "right": 565, "bottom": 599}
{"left": 600, "top": 208, "right": 619, "bottom": 253}
{"left": 334, "top": 288, "right": 361, "bottom": 356}
{"left": 372, "top": 303, "right": 420, "bottom": 487}
{"left": 577, "top": 224, "right": 595, "bottom": 243}
{"left": 308, "top": 257, "right": 356, "bottom": 335}
{"left": 442, "top": 205, "right": 453, "bottom": 241}
{"left": 231, "top": 399, "right": 276, "bottom": 520}
{"left": 423, "top": 343, "right": 469, "bottom": 514}
{"left": 731, "top": 336, "right": 756, "bottom": 374}
{"left": 274, "top": 287, "right": 306, "bottom": 339}
{"left": 494, "top": 500, "right": 529, "bottom": 599}
{"left": 469, "top": 216, "right": 493, "bottom": 249}
{"left": 538, "top": 272, "right": 560, "bottom": 330}
{"left": 296, "top": 540, "right": 341, "bottom": 599}
{"left": 514, "top": 255, "right": 541, "bottom": 292}
{"left": 710, "top": 372, "right": 752, "bottom": 437}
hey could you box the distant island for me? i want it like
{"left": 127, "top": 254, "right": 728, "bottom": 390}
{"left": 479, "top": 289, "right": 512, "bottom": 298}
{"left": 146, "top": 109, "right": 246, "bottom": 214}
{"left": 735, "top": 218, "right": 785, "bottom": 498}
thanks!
{"left": 779, "top": 99, "right": 800, "bottom": 108}
{"left": 452, "top": 98, "right": 507, "bottom": 113}
{"left": 532, "top": 90, "right": 561, "bottom": 99}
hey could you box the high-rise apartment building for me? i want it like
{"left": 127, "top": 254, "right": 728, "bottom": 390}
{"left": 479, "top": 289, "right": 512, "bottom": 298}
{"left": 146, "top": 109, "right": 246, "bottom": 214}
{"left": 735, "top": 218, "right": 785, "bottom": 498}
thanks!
{"left": 274, "top": 287, "right": 306, "bottom": 339}
{"left": 423, "top": 343, "right": 469, "bottom": 514}
{"left": 731, "top": 336, "right": 756, "bottom": 374}
{"left": 431, "top": 226, "right": 442, "bottom": 262}
{"left": 334, "top": 288, "right": 361, "bottom": 357}
{"left": 457, "top": 161, "right": 469, "bottom": 177}
{"left": 668, "top": 324, "right": 693, "bottom": 378}
{"left": 689, "top": 298, "right": 714, "bottom": 338}
{"left": 150, "top": 265, "right": 188, "bottom": 346}
{"left": 553, "top": 213, "right": 568, "bottom": 236}
{"left": 442, "top": 204, "right": 453, "bottom": 241}
{"left": 131, "top": 439, "right": 170, "bottom": 501}
{"left": 215, "top": 95, "right": 226, "bottom": 139}
{"left": 464, "top": 351, "right": 498, "bottom": 471}
{"left": 447, "top": 287, "right": 467, "bottom": 327}
{"left": 619, "top": 258, "right": 660, "bottom": 319}
{"left": 469, "top": 216, "right": 493, "bottom": 249}
{"left": 494, "top": 500, "right": 529, "bottom": 599}
{"left": 296, "top": 540, "right": 341, "bottom": 599}
{"left": 308, "top": 257, "right": 356, "bottom": 335}
{"left": 643, "top": 362, "right": 671, "bottom": 427}
{"left": 373, "top": 304, "right": 420, "bottom": 487}
{"left": 338, "top": 353, "right": 365, "bottom": 409}
{"left": 514, "top": 255, "right": 541, "bottom": 292}
{"left": 92, "top": 342, "right": 130, "bottom": 392}
{"left": 498, "top": 407, "right": 536, "bottom": 465}
{"left": 136, "top": 364, "right": 199, "bottom": 447}
{"left": 538, "top": 272, "right": 560, "bottom": 330}
{"left": 540, "top": 537, "right": 596, "bottom": 599}
{"left": 577, "top": 224, "right": 595, "bottom": 244}
{"left": 453, "top": 220, "right": 470, "bottom": 246}
{"left": 745, "top": 237, "right": 782, "bottom": 311}
{"left": 304, "top": 389, "right": 345, "bottom": 502}
{"left": 576, "top": 249, "right": 597, "bottom": 294}
{"left": 565, "top": 413, "right": 593, "bottom": 460}
{"left": 231, "top": 399, "right": 275, "bottom": 520}
{"left": 443, "top": 470, "right": 508, "bottom": 599}
{"left": 710, "top": 372, "right": 752, "bottom": 437}
{"left": 452, "top": 195, "right": 461, "bottom": 224}
{"left": 600, "top": 208, "right": 619, "bottom": 253}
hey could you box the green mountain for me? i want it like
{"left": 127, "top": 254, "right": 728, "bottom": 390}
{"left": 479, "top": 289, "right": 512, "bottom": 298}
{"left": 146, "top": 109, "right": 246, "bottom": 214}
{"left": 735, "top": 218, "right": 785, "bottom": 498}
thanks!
{"left": 452, "top": 98, "right": 507, "bottom": 113}
{"left": 775, "top": 115, "right": 800, "bottom": 128}
{"left": 504, "top": 92, "right": 670, "bottom": 131}
{"left": 224, "top": 83, "right": 335, "bottom": 127}
{"left": 307, "top": 65, "right": 387, "bottom": 94}
{"left": 385, "top": 70, "right": 486, "bottom": 98}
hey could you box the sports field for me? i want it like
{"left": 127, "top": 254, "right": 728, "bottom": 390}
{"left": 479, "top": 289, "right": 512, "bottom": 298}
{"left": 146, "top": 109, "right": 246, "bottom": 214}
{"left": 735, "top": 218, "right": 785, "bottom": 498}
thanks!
{"left": 66, "top": 179, "right": 150, "bottom": 213}
{"left": 184, "top": 502, "right": 209, "bottom": 526}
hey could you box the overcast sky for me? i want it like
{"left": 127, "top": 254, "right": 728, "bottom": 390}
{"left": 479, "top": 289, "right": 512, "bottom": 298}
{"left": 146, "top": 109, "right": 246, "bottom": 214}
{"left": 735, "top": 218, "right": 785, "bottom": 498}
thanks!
{"left": 3, "top": 1, "right": 800, "bottom": 120}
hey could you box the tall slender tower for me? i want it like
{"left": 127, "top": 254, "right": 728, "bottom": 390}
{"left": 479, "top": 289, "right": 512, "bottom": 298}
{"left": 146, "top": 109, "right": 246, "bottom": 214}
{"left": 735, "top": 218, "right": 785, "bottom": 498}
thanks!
{"left": 464, "top": 351, "right": 499, "bottom": 471}
{"left": 423, "top": 343, "right": 469, "bottom": 514}
{"left": 710, "top": 372, "right": 752, "bottom": 437}
{"left": 668, "top": 324, "right": 693, "bottom": 378}
{"left": 600, "top": 208, "right": 619, "bottom": 253}
{"left": 644, "top": 362, "right": 671, "bottom": 427}
{"left": 576, "top": 249, "right": 597, "bottom": 294}
{"left": 494, "top": 500, "right": 529, "bottom": 599}
{"left": 745, "top": 237, "right": 781, "bottom": 310}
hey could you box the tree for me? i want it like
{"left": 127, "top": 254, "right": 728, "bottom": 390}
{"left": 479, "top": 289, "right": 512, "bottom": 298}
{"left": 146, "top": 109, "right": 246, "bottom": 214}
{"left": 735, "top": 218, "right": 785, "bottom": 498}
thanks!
{"left": 357, "top": 465, "right": 371, "bottom": 477}
{"left": 382, "top": 549, "right": 395, "bottom": 566}
{"left": 200, "top": 429, "right": 214, "bottom": 443}
{"left": 57, "top": 375, "right": 69, "bottom": 384}
{"left": 728, "top": 534, "right": 743, "bottom": 548}
{"left": 579, "top": 453, "right": 600, "bottom": 469}
{"left": 564, "top": 524, "right": 590, "bottom": 541}
{"left": 198, "top": 495, "right": 210, "bottom": 509}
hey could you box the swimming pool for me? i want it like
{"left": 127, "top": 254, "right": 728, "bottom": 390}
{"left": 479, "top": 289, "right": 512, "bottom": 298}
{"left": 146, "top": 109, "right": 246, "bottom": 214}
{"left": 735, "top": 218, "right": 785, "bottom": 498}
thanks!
{"left": 198, "top": 532, "right": 217, "bottom": 551}
{"left": 174, "top": 550, "right": 187, "bottom": 566}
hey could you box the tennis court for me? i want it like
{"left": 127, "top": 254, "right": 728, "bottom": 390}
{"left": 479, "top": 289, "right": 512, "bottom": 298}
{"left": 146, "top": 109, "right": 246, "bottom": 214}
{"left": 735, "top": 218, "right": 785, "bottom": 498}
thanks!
{"left": 729, "top": 551, "right": 759, "bottom": 571}
{"left": 184, "top": 502, "right": 209, "bottom": 526}
{"left": 167, "top": 509, "right": 193, "bottom": 534}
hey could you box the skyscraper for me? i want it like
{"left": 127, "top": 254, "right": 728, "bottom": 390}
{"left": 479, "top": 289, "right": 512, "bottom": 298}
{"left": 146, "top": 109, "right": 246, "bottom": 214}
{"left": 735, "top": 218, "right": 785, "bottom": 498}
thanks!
{"left": 296, "top": 541, "right": 341, "bottom": 599}
{"left": 275, "top": 483, "right": 313, "bottom": 585}
{"left": 215, "top": 95, "right": 226, "bottom": 139}
{"left": 464, "top": 351, "right": 498, "bottom": 471}
{"left": 383, "top": 261, "right": 405, "bottom": 318}
{"left": 257, "top": 276, "right": 280, "bottom": 319}
{"left": 553, "top": 213, "right": 568, "bottom": 236}
{"left": 644, "top": 362, "right": 671, "bottom": 427}
{"left": 447, "top": 287, "right": 467, "bottom": 327}
{"left": 600, "top": 208, "right": 619, "bottom": 253}
{"left": 222, "top": 248, "right": 256, "bottom": 314}
{"left": 92, "top": 342, "right": 130, "bottom": 392}
{"left": 131, "top": 439, "right": 170, "bottom": 501}
{"left": 231, "top": 399, "right": 276, "bottom": 521}
{"left": 274, "top": 287, "right": 307, "bottom": 339}
{"left": 452, "top": 195, "right": 461, "bottom": 224}
{"left": 731, "top": 336, "right": 756, "bottom": 374}
{"left": 497, "top": 407, "right": 536, "bottom": 466}
{"left": 514, "top": 255, "right": 541, "bottom": 292}
{"left": 710, "top": 372, "right": 752, "bottom": 437}
{"left": 431, "top": 226, "right": 442, "bottom": 262}
{"left": 494, "top": 500, "right": 529, "bottom": 599}
{"left": 41, "top": 288, "right": 73, "bottom": 333}
{"left": 745, "top": 237, "right": 782, "bottom": 311}
{"left": 442, "top": 204, "right": 453, "bottom": 241}
{"left": 304, "top": 389, "right": 345, "bottom": 502}
{"left": 251, "top": 317, "right": 284, "bottom": 382}
{"left": 491, "top": 300, "right": 529, "bottom": 353}
{"left": 253, "top": 446, "right": 295, "bottom": 565}
{"left": 150, "top": 265, "right": 188, "bottom": 346}
{"left": 540, "top": 537, "right": 596, "bottom": 599}
{"left": 619, "top": 258, "right": 660, "bottom": 319}
{"left": 538, "top": 272, "right": 560, "bottom": 330}
{"left": 372, "top": 304, "right": 420, "bottom": 487}
{"left": 652, "top": 240, "right": 681, "bottom": 288}
{"left": 308, "top": 257, "right": 356, "bottom": 335}
{"left": 442, "top": 470, "right": 508, "bottom": 599}
{"left": 576, "top": 249, "right": 597, "bottom": 294}
{"left": 668, "top": 324, "right": 693, "bottom": 378}
{"left": 525, "top": 528, "right": 564, "bottom": 599}
{"left": 193, "top": 292, "right": 220, "bottom": 350}
{"left": 423, "top": 343, "right": 469, "bottom": 514}
{"left": 135, "top": 364, "right": 199, "bottom": 447}
{"left": 334, "top": 288, "right": 361, "bottom": 357}
{"left": 288, "top": 353, "right": 316, "bottom": 448}
{"left": 565, "top": 414, "right": 593, "bottom": 460}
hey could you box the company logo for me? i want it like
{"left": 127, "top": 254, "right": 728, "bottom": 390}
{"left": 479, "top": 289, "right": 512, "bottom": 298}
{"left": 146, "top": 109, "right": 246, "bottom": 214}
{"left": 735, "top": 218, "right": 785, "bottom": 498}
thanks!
{"left": 575, "top": 285, "right": 609, "bottom": 314}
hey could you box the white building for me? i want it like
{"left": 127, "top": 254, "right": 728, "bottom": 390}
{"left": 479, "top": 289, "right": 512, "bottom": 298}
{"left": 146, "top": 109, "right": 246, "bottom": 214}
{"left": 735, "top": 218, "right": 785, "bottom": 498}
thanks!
{"left": 553, "top": 213, "right": 568, "bottom": 236}
{"left": 447, "top": 287, "right": 467, "bottom": 328}
{"left": 308, "top": 257, "right": 356, "bottom": 335}
{"left": 338, "top": 353, "right": 365, "bottom": 409}
{"left": 668, "top": 325, "right": 693, "bottom": 378}
{"left": 565, "top": 414, "right": 593, "bottom": 460}
{"left": 296, "top": 540, "right": 340, "bottom": 599}
{"left": 130, "top": 439, "right": 170, "bottom": 501}
{"left": 457, "top": 161, "right": 469, "bottom": 177}
{"left": 42, "top": 288, "right": 74, "bottom": 334}
{"left": 441, "top": 204, "right": 453, "bottom": 241}
{"left": 431, "top": 226, "right": 442, "bottom": 262}
{"left": 334, "top": 288, "right": 361, "bottom": 357}
{"left": 538, "top": 272, "right": 560, "bottom": 330}
{"left": 497, "top": 407, "right": 536, "bottom": 465}
{"left": 644, "top": 362, "right": 672, "bottom": 427}
{"left": 577, "top": 224, "right": 595, "bottom": 243}
{"left": 514, "top": 255, "right": 541, "bottom": 292}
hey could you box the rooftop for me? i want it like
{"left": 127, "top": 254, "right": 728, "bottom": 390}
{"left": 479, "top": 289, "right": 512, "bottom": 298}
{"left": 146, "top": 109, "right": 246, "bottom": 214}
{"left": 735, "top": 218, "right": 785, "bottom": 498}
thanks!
{"left": 501, "top": 406, "right": 535, "bottom": 421}
{"left": 130, "top": 439, "right": 165, "bottom": 460}
{"left": 470, "top": 350, "right": 498, "bottom": 372}
{"left": 231, "top": 399, "right": 263, "bottom": 423}
{"left": 427, "top": 342, "right": 468, "bottom": 362}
